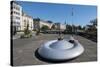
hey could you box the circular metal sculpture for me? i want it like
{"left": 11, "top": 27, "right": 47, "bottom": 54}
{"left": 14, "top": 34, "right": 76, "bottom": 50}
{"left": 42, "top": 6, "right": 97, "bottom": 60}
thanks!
{"left": 38, "top": 36, "right": 84, "bottom": 61}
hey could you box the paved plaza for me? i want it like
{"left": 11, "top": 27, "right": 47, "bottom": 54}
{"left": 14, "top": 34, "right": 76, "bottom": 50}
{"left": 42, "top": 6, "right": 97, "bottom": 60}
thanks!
{"left": 12, "top": 34, "right": 97, "bottom": 66}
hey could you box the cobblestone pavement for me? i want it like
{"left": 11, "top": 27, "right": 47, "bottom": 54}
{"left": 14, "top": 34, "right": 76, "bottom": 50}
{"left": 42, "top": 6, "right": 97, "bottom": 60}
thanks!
{"left": 12, "top": 34, "right": 97, "bottom": 66}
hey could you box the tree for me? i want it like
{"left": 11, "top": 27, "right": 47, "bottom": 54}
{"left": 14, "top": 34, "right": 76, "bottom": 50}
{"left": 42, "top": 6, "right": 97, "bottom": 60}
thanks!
{"left": 21, "top": 23, "right": 32, "bottom": 38}
{"left": 90, "top": 18, "right": 97, "bottom": 26}
{"left": 24, "top": 24, "right": 30, "bottom": 35}
{"left": 33, "top": 18, "right": 40, "bottom": 31}
{"left": 85, "top": 18, "right": 97, "bottom": 36}
{"left": 82, "top": 26, "right": 85, "bottom": 30}
{"left": 77, "top": 25, "right": 82, "bottom": 30}
{"left": 41, "top": 25, "right": 49, "bottom": 31}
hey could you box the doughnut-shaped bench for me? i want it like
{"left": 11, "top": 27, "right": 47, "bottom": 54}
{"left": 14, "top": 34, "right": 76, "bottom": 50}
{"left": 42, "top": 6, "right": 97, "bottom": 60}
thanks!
{"left": 38, "top": 38, "right": 84, "bottom": 61}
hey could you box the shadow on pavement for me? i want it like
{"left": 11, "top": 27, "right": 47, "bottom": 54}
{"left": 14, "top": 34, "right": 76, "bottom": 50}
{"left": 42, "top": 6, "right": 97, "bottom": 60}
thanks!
{"left": 35, "top": 48, "right": 78, "bottom": 63}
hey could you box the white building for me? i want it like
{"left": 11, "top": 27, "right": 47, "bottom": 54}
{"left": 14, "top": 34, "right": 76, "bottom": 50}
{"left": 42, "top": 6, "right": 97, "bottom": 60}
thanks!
{"left": 11, "top": 1, "right": 22, "bottom": 34}
{"left": 33, "top": 18, "right": 53, "bottom": 30}
{"left": 21, "top": 12, "right": 33, "bottom": 31}
{"left": 40, "top": 20, "right": 53, "bottom": 29}
{"left": 54, "top": 23, "right": 66, "bottom": 30}
{"left": 60, "top": 24, "right": 66, "bottom": 30}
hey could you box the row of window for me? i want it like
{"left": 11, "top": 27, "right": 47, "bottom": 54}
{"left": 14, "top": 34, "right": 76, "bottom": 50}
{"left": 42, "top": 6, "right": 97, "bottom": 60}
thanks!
{"left": 11, "top": 11, "right": 20, "bottom": 15}
{"left": 15, "top": 16, "right": 20, "bottom": 20}
{"left": 11, "top": 5, "right": 20, "bottom": 11}
{"left": 13, "top": 21, "right": 20, "bottom": 25}
{"left": 11, "top": 16, "right": 20, "bottom": 20}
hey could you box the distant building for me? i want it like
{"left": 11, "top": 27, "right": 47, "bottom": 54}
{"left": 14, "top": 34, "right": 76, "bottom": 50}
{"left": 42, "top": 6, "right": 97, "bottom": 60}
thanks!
{"left": 40, "top": 20, "right": 53, "bottom": 29}
{"left": 54, "top": 23, "right": 60, "bottom": 30}
{"left": 60, "top": 24, "right": 66, "bottom": 30}
{"left": 33, "top": 18, "right": 40, "bottom": 31}
{"left": 54, "top": 23, "right": 66, "bottom": 31}
{"left": 11, "top": 1, "right": 22, "bottom": 34}
{"left": 21, "top": 12, "right": 33, "bottom": 31}
{"left": 33, "top": 18, "right": 53, "bottom": 30}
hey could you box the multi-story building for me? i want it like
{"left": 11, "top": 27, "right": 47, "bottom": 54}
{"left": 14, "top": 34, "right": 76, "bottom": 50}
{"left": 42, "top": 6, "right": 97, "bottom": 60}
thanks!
{"left": 11, "top": 1, "right": 22, "bottom": 34}
{"left": 40, "top": 20, "right": 53, "bottom": 29}
{"left": 21, "top": 12, "right": 34, "bottom": 31}
{"left": 54, "top": 23, "right": 66, "bottom": 31}
{"left": 60, "top": 24, "right": 66, "bottom": 30}
{"left": 33, "top": 18, "right": 53, "bottom": 30}
{"left": 11, "top": 1, "right": 66, "bottom": 34}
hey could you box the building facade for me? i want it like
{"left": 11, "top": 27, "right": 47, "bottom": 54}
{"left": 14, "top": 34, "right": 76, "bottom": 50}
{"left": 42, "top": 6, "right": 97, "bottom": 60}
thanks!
{"left": 33, "top": 18, "right": 53, "bottom": 30}
{"left": 54, "top": 23, "right": 66, "bottom": 31}
{"left": 60, "top": 24, "right": 66, "bottom": 30}
{"left": 11, "top": 1, "right": 22, "bottom": 34}
{"left": 40, "top": 20, "right": 53, "bottom": 29}
{"left": 54, "top": 23, "right": 60, "bottom": 30}
{"left": 11, "top": 1, "right": 66, "bottom": 34}
{"left": 21, "top": 12, "right": 34, "bottom": 31}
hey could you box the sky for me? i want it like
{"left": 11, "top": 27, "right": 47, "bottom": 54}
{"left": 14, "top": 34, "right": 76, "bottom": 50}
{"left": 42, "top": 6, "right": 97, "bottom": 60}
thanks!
{"left": 17, "top": 1, "right": 97, "bottom": 26}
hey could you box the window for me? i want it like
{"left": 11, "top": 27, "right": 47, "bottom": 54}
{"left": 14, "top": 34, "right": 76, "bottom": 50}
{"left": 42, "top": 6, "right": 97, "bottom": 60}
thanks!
{"left": 16, "top": 7, "right": 20, "bottom": 11}
{"left": 16, "top": 12, "right": 20, "bottom": 15}
{"left": 17, "top": 22, "right": 20, "bottom": 25}
{"left": 13, "top": 5, "right": 20, "bottom": 11}
{"left": 16, "top": 16, "right": 20, "bottom": 20}
{"left": 24, "top": 20, "right": 26, "bottom": 22}
{"left": 13, "top": 11, "right": 16, "bottom": 14}
{"left": 13, "top": 21, "right": 16, "bottom": 24}
{"left": 13, "top": 11, "right": 20, "bottom": 15}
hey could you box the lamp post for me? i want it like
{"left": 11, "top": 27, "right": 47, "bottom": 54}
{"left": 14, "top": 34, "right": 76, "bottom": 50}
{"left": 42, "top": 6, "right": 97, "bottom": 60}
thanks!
{"left": 72, "top": 8, "right": 74, "bottom": 36}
